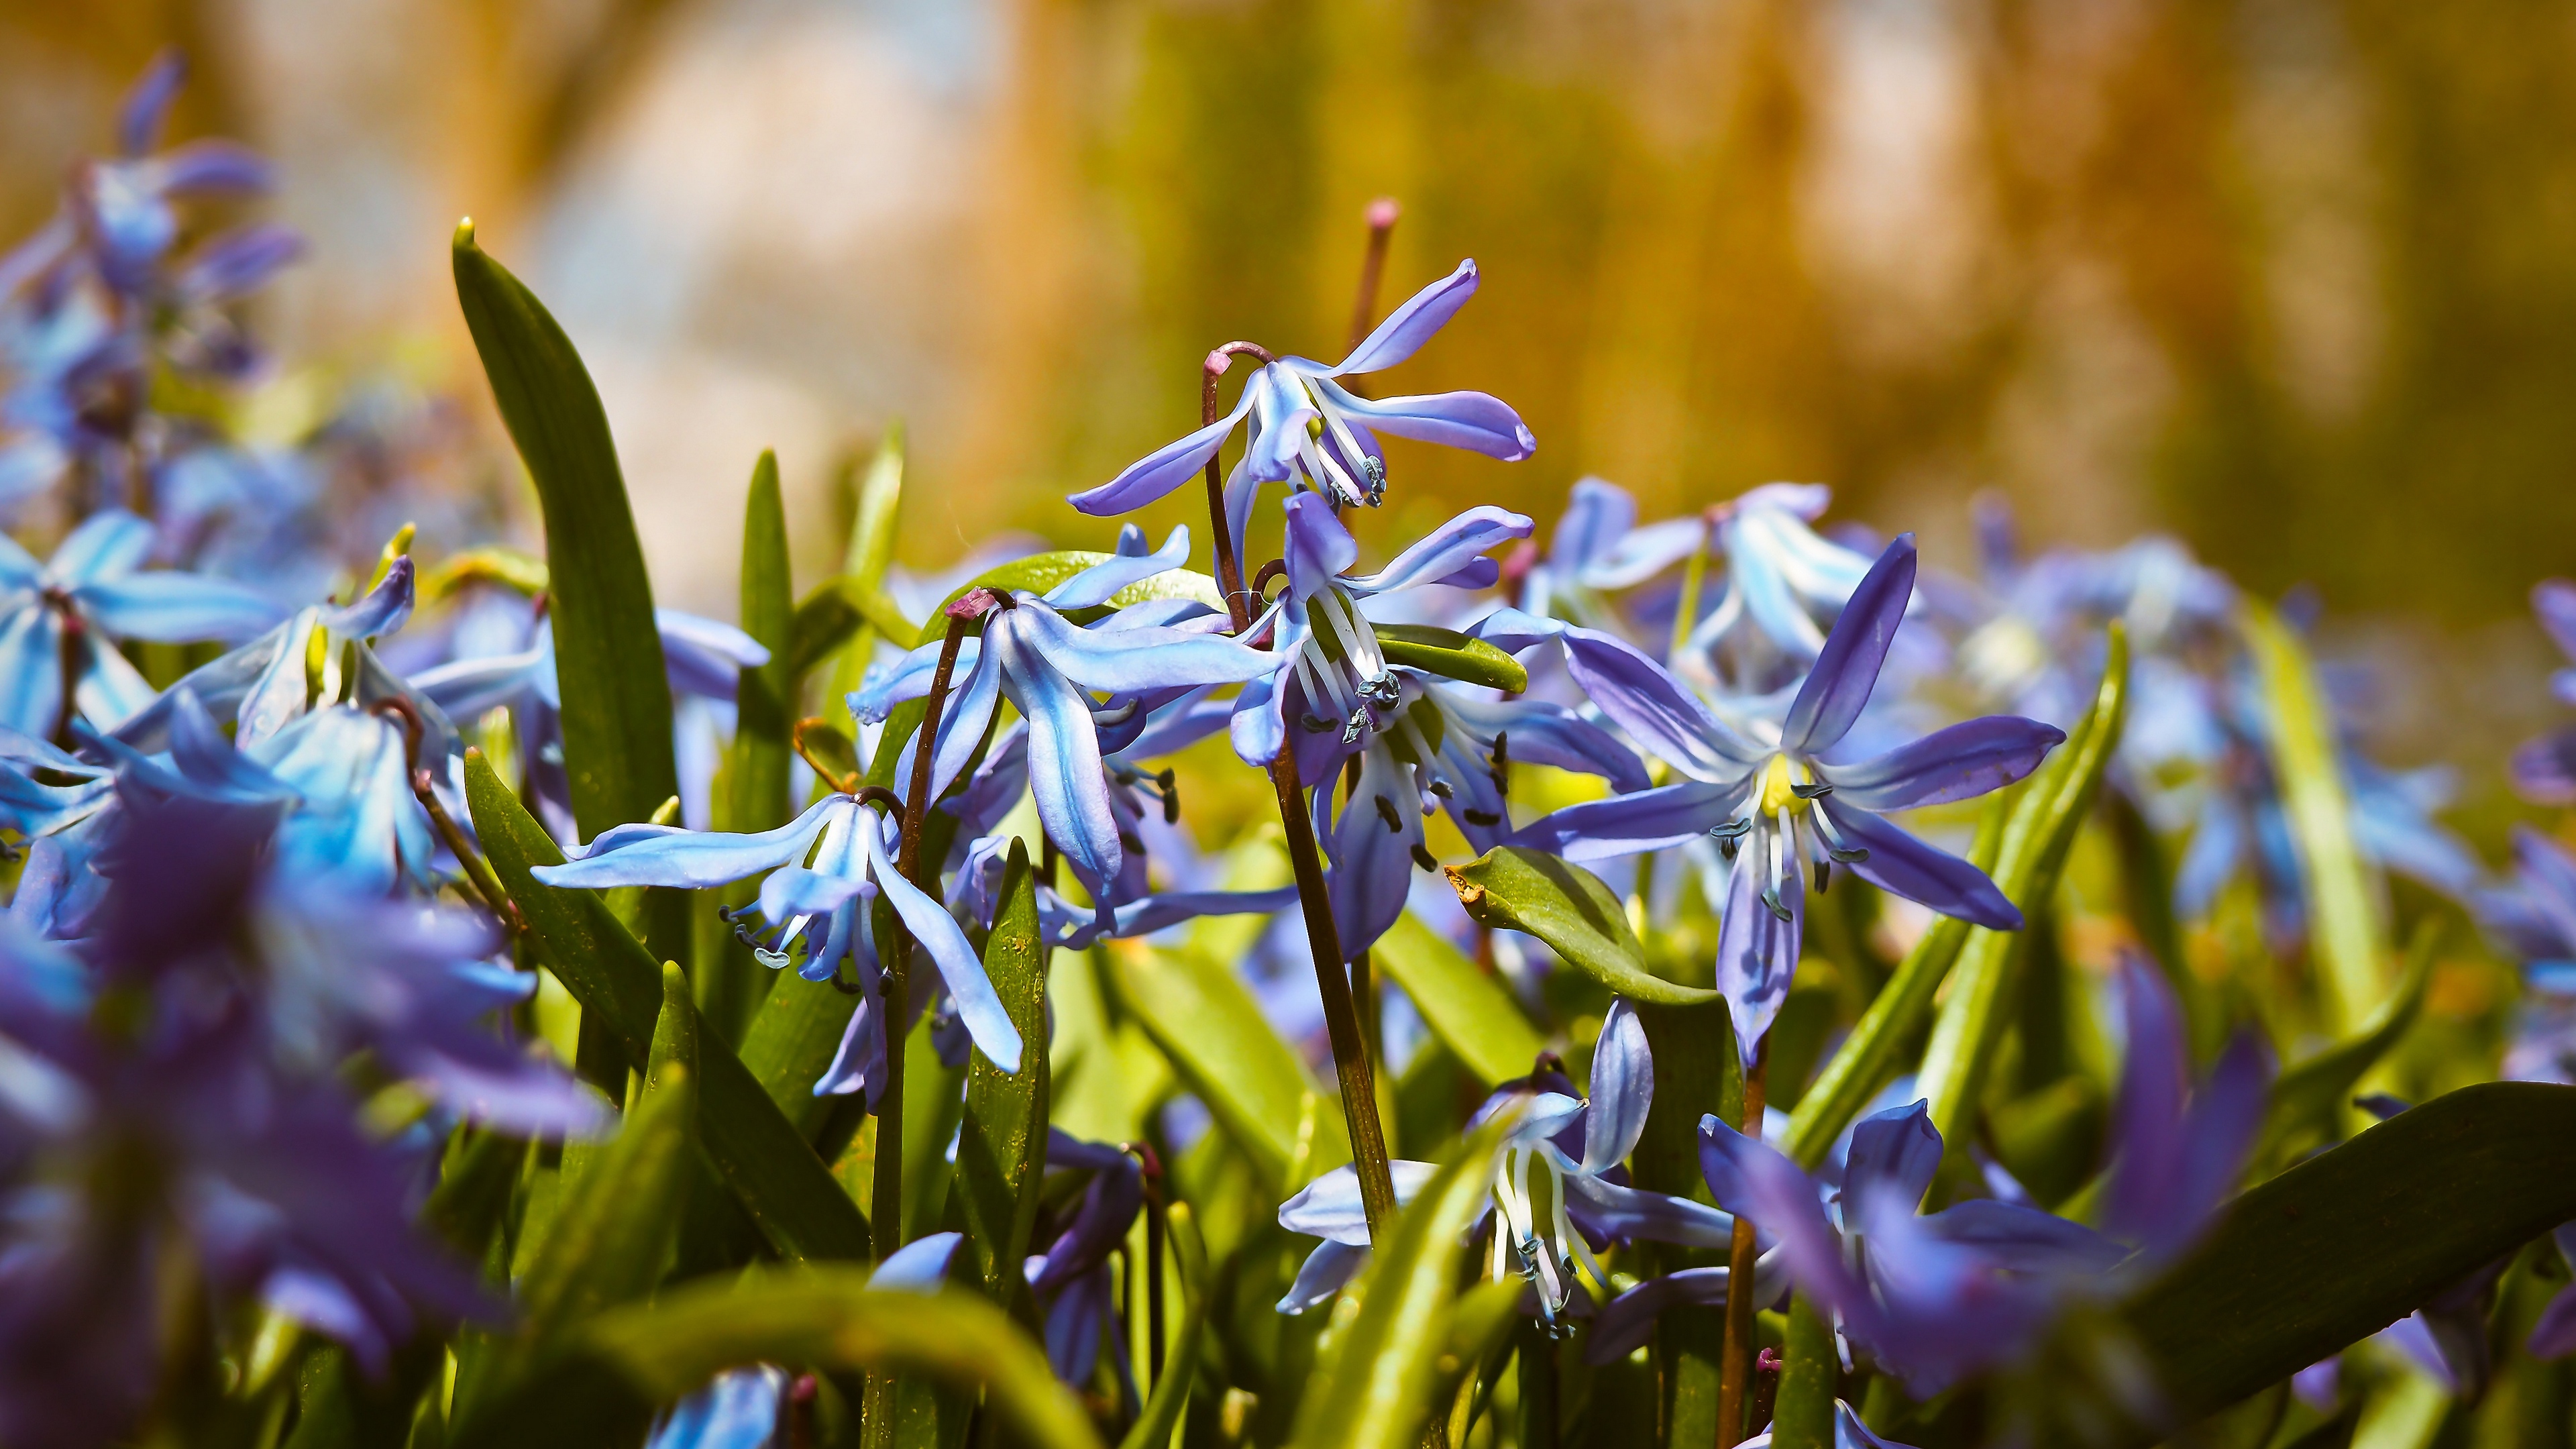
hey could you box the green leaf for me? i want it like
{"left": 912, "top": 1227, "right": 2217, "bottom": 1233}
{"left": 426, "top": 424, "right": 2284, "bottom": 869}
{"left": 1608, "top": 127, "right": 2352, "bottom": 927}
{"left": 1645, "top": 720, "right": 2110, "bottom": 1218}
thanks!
{"left": 451, "top": 1269, "right": 1103, "bottom": 1449}
{"left": 2252, "top": 920, "right": 2438, "bottom": 1175}
{"left": 2114, "top": 1082, "right": 2576, "bottom": 1438}
{"left": 1116, "top": 1203, "right": 1215, "bottom": 1449}
{"left": 451, "top": 225, "right": 676, "bottom": 840}
{"left": 464, "top": 749, "right": 871, "bottom": 1261}
{"left": 701, "top": 453, "right": 797, "bottom": 1043}
{"left": 1445, "top": 847, "right": 1717, "bottom": 1008}
{"left": 929, "top": 549, "right": 1227, "bottom": 625}
{"left": 1768, "top": 1292, "right": 1838, "bottom": 1449}
{"left": 1368, "top": 911, "right": 1544, "bottom": 1087}
{"left": 1627, "top": 995, "right": 1738, "bottom": 1445}
{"left": 737, "top": 974, "right": 861, "bottom": 1140}
{"left": 1288, "top": 1115, "right": 1513, "bottom": 1449}
{"left": 420, "top": 545, "right": 549, "bottom": 602}
{"left": 1373, "top": 623, "right": 1529, "bottom": 694}
{"left": 2245, "top": 600, "right": 2389, "bottom": 1033}
{"left": 951, "top": 839, "right": 1051, "bottom": 1309}
{"left": 792, "top": 576, "right": 923, "bottom": 675}
{"left": 1106, "top": 944, "right": 1349, "bottom": 1187}
{"left": 1918, "top": 624, "right": 2129, "bottom": 1159}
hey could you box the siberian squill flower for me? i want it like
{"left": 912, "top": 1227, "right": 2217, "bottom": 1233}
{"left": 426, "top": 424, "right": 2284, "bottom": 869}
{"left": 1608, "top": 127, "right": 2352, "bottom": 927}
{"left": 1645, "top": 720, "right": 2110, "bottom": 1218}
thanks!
{"left": 1695, "top": 959, "right": 2265, "bottom": 1396}
{"left": 1276, "top": 1002, "right": 1736, "bottom": 1330}
{"left": 1028, "top": 1130, "right": 1147, "bottom": 1387}
{"left": 1068, "top": 261, "right": 1534, "bottom": 529}
{"left": 2510, "top": 580, "right": 2576, "bottom": 804}
{"left": 2477, "top": 827, "right": 2576, "bottom": 1086}
{"left": 1519, "top": 535, "right": 2059, "bottom": 1061}
{"left": 856, "top": 527, "right": 1277, "bottom": 924}
{"left": 1240, "top": 494, "right": 1644, "bottom": 952}
{"left": 1679, "top": 484, "right": 1880, "bottom": 688}
{"left": 1514, "top": 476, "right": 1712, "bottom": 637}
{"left": 0, "top": 507, "right": 284, "bottom": 737}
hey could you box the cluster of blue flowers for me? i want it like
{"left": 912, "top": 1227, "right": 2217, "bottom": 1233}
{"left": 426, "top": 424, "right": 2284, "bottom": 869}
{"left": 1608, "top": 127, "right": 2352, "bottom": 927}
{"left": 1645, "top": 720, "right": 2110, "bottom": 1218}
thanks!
{"left": 1, "top": 53, "right": 2573, "bottom": 1449}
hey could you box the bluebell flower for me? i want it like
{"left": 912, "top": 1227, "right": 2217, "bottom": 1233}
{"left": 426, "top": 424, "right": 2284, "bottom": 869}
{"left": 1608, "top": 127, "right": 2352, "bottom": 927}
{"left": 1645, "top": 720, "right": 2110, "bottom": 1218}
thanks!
{"left": 1069, "top": 262, "right": 1534, "bottom": 528}
{"left": 1028, "top": 1130, "right": 1146, "bottom": 1387}
{"left": 531, "top": 784, "right": 1022, "bottom": 1099}
{"left": 1677, "top": 484, "right": 1880, "bottom": 688}
{"left": 1514, "top": 476, "right": 1711, "bottom": 638}
{"left": 856, "top": 528, "right": 1276, "bottom": 920}
{"left": 1519, "top": 536, "right": 2059, "bottom": 1062}
{"left": 0, "top": 507, "right": 284, "bottom": 737}
{"left": 1693, "top": 958, "right": 2266, "bottom": 1396}
{"left": 644, "top": 1366, "right": 788, "bottom": 1449}
{"left": 1239, "top": 495, "right": 1645, "bottom": 951}
{"left": 2510, "top": 580, "right": 2576, "bottom": 804}
{"left": 2477, "top": 828, "right": 2576, "bottom": 1085}
{"left": 1276, "top": 1002, "right": 1737, "bottom": 1328}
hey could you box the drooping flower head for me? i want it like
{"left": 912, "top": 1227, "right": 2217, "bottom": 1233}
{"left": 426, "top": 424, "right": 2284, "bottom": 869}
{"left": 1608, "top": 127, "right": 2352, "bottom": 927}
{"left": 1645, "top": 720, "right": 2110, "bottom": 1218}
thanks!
{"left": 1069, "top": 262, "right": 1534, "bottom": 538}
{"left": 1519, "top": 536, "right": 2059, "bottom": 1062}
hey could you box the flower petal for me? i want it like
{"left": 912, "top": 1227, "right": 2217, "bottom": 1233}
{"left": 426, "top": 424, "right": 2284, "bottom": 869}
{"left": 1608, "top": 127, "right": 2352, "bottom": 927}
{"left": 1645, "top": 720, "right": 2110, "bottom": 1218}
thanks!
{"left": 1276, "top": 1240, "right": 1371, "bottom": 1314}
{"left": 1584, "top": 1266, "right": 1733, "bottom": 1364}
{"left": 1345, "top": 506, "right": 1534, "bottom": 596}
{"left": 1282, "top": 492, "right": 1360, "bottom": 601}
{"left": 1782, "top": 534, "right": 1915, "bottom": 755}
{"left": 1279, "top": 1161, "right": 1442, "bottom": 1245}
{"left": 1818, "top": 800, "right": 2019, "bottom": 928}
{"left": 1715, "top": 819, "right": 1801, "bottom": 1064}
{"left": 1011, "top": 602, "right": 1275, "bottom": 696}
{"left": 1583, "top": 516, "right": 1709, "bottom": 592}
{"left": 533, "top": 796, "right": 845, "bottom": 889}
{"left": 1515, "top": 779, "right": 1748, "bottom": 862}
{"left": 1326, "top": 743, "right": 1424, "bottom": 955}
{"left": 0, "top": 607, "right": 64, "bottom": 739}
{"left": 76, "top": 571, "right": 286, "bottom": 643}
{"left": 1556, "top": 625, "right": 1767, "bottom": 782}
{"left": 1041, "top": 525, "right": 1192, "bottom": 610}
{"left": 863, "top": 816, "right": 1022, "bottom": 1073}
{"left": 1563, "top": 1173, "right": 1735, "bottom": 1250}
{"left": 872, "top": 1231, "right": 963, "bottom": 1293}
{"left": 49, "top": 510, "right": 155, "bottom": 584}
{"left": 1310, "top": 378, "right": 1534, "bottom": 462}
{"left": 1581, "top": 1000, "right": 1654, "bottom": 1173}
{"left": 1841, "top": 1101, "right": 1943, "bottom": 1222}
{"left": 1816, "top": 716, "right": 2064, "bottom": 812}
{"left": 1333, "top": 259, "right": 1479, "bottom": 375}
{"left": 1069, "top": 383, "right": 1257, "bottom": 515}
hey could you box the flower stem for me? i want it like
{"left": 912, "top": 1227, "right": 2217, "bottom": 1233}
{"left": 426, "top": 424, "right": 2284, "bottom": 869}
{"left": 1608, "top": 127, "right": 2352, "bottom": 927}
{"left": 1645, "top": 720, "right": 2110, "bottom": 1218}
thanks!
{"left": 1717, "top": 1033, "right": 1772, "bottom": 1446}
{"left": 1346, "top": 197, "right": 1401, "bottom": 353}
{"left": 1201, "top": 343, "right": 1277, "bottom": 627}
{"left": 863, "top": 599, "right": 977, "bottom": 1449}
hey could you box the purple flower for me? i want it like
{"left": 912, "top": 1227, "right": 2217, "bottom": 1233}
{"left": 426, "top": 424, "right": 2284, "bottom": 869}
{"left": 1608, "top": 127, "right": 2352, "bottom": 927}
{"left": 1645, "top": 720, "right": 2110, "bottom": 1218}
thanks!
{"left": 1028, "top": 1131, "right": 1145, "bottom": 1387}
{"left": 1694, "top": 958, "right": 2266, "bottom": 1397}
{"left": 1069, "top": 261, "right": 1534, "bottom": 528}
{"left": 1276, "top": 1002, "right": 1736, "bottom": 1330}
{"left": 1515, "top": 476, "right": 1711, "bottom": 636}
{"left": 2511, "top": 580, "right": 2576, "bottom": 804}
{"left": 2476, "top": 828, "right": 2576, "bottom": 1085}
{"left": 1519, "top": 535, "right": 2061, "bottom": 1062}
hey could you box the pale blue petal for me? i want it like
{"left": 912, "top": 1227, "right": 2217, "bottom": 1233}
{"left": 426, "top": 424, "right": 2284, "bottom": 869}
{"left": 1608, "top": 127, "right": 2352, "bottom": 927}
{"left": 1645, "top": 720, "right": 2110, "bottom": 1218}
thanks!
{"left": 533, "top": 796, "right": 845, "bottom": 889}
{"left": 1278, "top": 1161, "right": 1441, "bottom": 1246}
{"left": 48, "top": 509, "right": 154, "bottom": 584}
{"left": 1042, "top": 525, "right": 1191, "bottom": 610}
{"left": 1070, "top": 382, "right": 1258, "bottom": 516}
{"left": 872, "top": 1231, "right": 963, "bottom": 1293}
{"left": 758, "top": 865, "right": 871, "bottom": 922}
{"left": 1310, "top": 377, "right": 1534, "bottom": 462}
{"left": 1582, "top": 517, "right": 1708, "bottom": 590}
{"left": 1345, "top": 506, "right": 1534, "bottom": 596}
{"left": 0, "top": 607, "right": 64, "bottom": 739}
{"left": 1281, "top": 493, "right": 1360, "bottom": 602}
{"left": 1581, "top": 999, "right": 1654, "bottom": 1173}
{"left": 863, "top": 818, "right": 1022, "bottom": 1073}
{"left": 76, "top": 572, "right": 286, "bottom": 643}
{"left": 1514, "top": 779, "right": 1748, "bottom": 862}
{"left": 1332, "top": 259, "right": 1479, "bottom": 375}
{"left": 1276, "top": 1240, "right": 1370, "bottom": 1314}
{"left": 1010, "top": 603, "right": 1274, "bottom": 696}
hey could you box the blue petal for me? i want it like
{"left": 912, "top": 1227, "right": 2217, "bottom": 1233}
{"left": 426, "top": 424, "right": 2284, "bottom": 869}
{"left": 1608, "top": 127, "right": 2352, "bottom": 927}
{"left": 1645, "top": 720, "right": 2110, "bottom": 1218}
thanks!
{"left": 1278, "top": 1160, "right": 1440, "bottom": 1246}
{"left": 1515, "top": 780, "right": 1747, "bottom": 863}
{"left": 1581, "top": 999, "right": 1654, "bottom": 1173}
{"left": 325, "top": 556, "right": 415, "bottom": 639}
{"left": 534, "top": 796, "right": 845, "bottom": 889}
{"left": 1915, "top": 1199, "right": 2124, "bottom": 1275}
{"left": 1311, "top": 377, "right": 1534, "bottom": 462}
{"left": 758, "top": 865, "right": 870, "bottom": 922}
{"left": 1819, "top": 800, "right": 2019, "bottom": 929}
{"left": 1245, "top": 366, "right": 1320, "bottom": 484}
{"left": 1816, "top": 716, "right": 2062, "bottom": 812}
{"left": 1782, "top": 534, "right": 1915, "bottom": 755}
{"left": 1010, "top": 602, "right": 1275, "bottom": 696}
{"left": 1585, "top": 1265, "right": 1736, "bottom": 1364}
{"left": 645, "top": 1366, "right": 788, "bottom": 1449}
{"left": 1275, "top": 1240, "right": 1371, "bottom": 1314}
{"left": 1715, "top": 820, "right": 1801, "bottom": 1064}
{"left": 1345, "top": 506, "right": 1534, "bottom": 596}
{"left": 0, "top": 533, "right": 45, "bottom": 590}
{"left": 995, "top": 622, "right": 1124, "bottom": 898}
{"left": 0, "top": 607, "right": 64, "bottom": 739}
{"left": 1468, "top": 606, "right": 1566, "bottom": 655}
{"left": 872, "top": 1231, "right": 963, "bottom": 1293}
{"left": 1584, "top": 517, "right": 1708, "bottom": 591}
{"left": 1281, "top": 492, "right": 1360, "bottom": 601}
{"left": 1069, "top": 384, "right": 1257, "bottom": 515}
{"left": 1435, "top": 688, "right": 1650, "bottom": 794}
{"left": 48, "top": 509, "right": 154, "bottom": 584}
{"left": 1107, "top": 885, "right": 1297, "bottom": 941}
{"left": 1326, "top": 744, "right": 1422, "bottom": 955}
{"left": 1042, "top": 525, "right": 1191, "bottom": 610}
{"left": 1556, "top": 625, "right": 1766, "bottom": 783}
{"left": 174, "top": 222, "right": 302, "bottom": 303}
{"left": 1228, "top": 667, "right": 1289, "bottom": 767}
{"left": 1841, "top": 1101, "right": 1943, "bottom": 1222}
{"left": 863, "top": 815, "right": 1022, "bottom": 1073}
{"left": 1564, "top": 1173, "right": 1735, "bottom": 1249}
{"left": 411, "top": 645, "right": 547, "bottom": 722}
{"left": 1550, "top": 477, "right": 1637, "bottom": 571}
{"left": 76, "top": 571, "right": 286, "bottom": 643}
{"left": 1332, "top": 259, "right": 1480, "bottom": 375}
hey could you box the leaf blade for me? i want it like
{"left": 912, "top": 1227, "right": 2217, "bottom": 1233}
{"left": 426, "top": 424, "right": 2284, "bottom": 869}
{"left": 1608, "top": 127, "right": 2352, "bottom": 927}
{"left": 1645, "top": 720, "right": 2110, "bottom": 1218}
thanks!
{"left": 1444, "top": 847, "right": 1717, "bottom": 1008}
{"left": 1369, "top": 912, "right": 1544, "bottom": 1087}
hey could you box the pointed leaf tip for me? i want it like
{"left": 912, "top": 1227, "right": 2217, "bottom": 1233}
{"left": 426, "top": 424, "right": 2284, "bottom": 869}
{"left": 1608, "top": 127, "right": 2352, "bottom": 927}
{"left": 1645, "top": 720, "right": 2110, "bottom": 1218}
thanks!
{"left": 454, "top": 217, "right": 476, "bottom": 249}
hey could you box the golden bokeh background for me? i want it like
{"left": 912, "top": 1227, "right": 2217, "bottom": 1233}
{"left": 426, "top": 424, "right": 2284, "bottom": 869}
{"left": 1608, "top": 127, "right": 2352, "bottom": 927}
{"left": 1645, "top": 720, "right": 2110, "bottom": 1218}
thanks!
{"left": 5, "top": 0, "right": 2573, "bottom": 798}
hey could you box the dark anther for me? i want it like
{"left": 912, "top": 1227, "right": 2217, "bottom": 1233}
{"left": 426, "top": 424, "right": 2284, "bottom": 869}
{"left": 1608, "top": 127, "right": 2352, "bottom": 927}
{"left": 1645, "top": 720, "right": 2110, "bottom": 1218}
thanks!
{"left": 1720, "top": 837, "right": 1741, "bottom": 861}
{"left": 1373, "top": 795, "right": 1405, "bottom": 833}
{"left": 1791, "top": 781, "right": 1833, "bottom": 800}
{"left": 1464, "top": 808, "right": 1501, "bottom": 826}
{"left": 1158, "top": 767, "right": 1181, "bottom": 824}
{"left": 1708, "top": 818, "right": 1754, "bottom": 841}
{"left": 1813, "top": 860, "right": 1831, "bottom": 894}
{"left": 1301, "top": 714, "right": 1335, "bottom": 733}
{"left": 1428, "top": 779, "right": 1454, "bottom": 798}
{"left": 1760, "top": 884, "right": 1792, "bottom": 922}
{"left": 1411, "top": 843, "right": 1439, "bottom": 871}
{"left": 1119, "top": 830, "right": 1145, "bottom": 854}
{"left": 1829, "top": 845, "right": 1870, "bottom": 864}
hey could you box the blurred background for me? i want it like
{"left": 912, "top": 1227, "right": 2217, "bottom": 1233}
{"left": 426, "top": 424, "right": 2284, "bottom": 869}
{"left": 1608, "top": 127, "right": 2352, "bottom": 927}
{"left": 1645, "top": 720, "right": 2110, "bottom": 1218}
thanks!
{"left": 3, "top": 0, "right": 2571, "bottom": 825}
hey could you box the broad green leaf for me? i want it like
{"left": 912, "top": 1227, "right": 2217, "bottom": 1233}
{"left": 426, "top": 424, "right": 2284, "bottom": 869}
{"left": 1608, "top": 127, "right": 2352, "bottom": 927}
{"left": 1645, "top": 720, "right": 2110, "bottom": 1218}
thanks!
{"left": 951, "top": 839, "right": 1051, "bottom": 1309}
{"left": 452, "top": 225, "right": 676, "bottom": 841}
{"left": 737, "top": 975, "right": 861, "bottom": 1139}
{"left": 1919, "top": 624, "right": 2129, "bottom": 1157}
{"left": 1288, "top": 1116, "right": 1511, "bottom": 1449}
{"left": 1373, "top": 623, "right": 1529, "bottom": 694}
{"left": 702, "top": 451, "right": 797, "bottom": 1041}
{"left": 1116, "top": 1202, "right": 1214, "bottom": 1449}
{"left": 2113, "top": 1082, "right": 2576, "bottom": 1439}
{"left": 464, "top": 749, "right": 871, "bottom": 1260}
{"left": 2252, "top": 921, "right": 2438, "bottom": 1175}
{"left": 1627, "top": 996, "right": 1738, "bottom": 1446}
{"left": 1369, "top": 912, "right": 1544, "bottom": 1087}
{"left": 1106, "top": 943, "right": 1349, "bottom": 1186}
{"left": 846, "top": 421, "right": 906, "bottom": 590}
{"left": 1445, "top": 847, "right": 1716, "bottom": 1008}
{"left": 1768, "top": 1292, "right": 1838, "bottom": 1449}
{"left": 902, "top": 1008, "right": 967, "bottom": 1240}
{"left": 451, "top": 1269, "right": 1102, "bottom": 1449}
{"left": 2244, "top": 600, "right": 2387, "bottom": 1032}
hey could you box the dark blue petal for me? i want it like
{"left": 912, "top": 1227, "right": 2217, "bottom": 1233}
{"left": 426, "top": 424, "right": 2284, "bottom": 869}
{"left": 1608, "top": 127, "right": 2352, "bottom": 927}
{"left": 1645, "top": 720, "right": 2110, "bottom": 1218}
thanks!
{"left": 1311, "top": 378, "right": 1534, "bottom": 462}
{"left": 1841, "top": 1100, "right": 1942, "bottom": 1222}
{"left": 1815, "top": 716, "right": 2063, "bottom": 812}
{"left": 1332, "top": 259, "right": 1479, "bottom": 375}
{"left": 1782, "top": 534, "right": 1915, "bottom": 755}
{"left": 1818, "top": 800, "right": 2019, "bottom": 928}
{"left": 1556, "top": 625, "right": 1766, "bottom": 782}
{"left": 1344, "top": 506, "right": 1534, "bottom": 596}
{"left": 1515, "top": 779, "right": 1748, "bottom": 862}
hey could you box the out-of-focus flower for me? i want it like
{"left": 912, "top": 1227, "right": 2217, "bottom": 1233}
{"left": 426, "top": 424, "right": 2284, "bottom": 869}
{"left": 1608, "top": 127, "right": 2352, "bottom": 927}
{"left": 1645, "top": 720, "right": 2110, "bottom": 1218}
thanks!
{"left": 1277, "top": 1002, "right": 1737, "bottom": 1327}
{"left": 1519, "top": 537, "right": 2056, "bottom": 1062}
{"left": 0, "top": 508, "right": 282, "bottom": 737}
{"left": 2477, "top": 828, "right": 2576, "bottom": 1085}
{"left": 2511, "top": 581, "right": 2576, "bottom": 804}
{"left": 1071, "top": 262, "right": 1533, "bottom": 529}
{"left": 1028, "top": 1131, "right": 1145, "bottom": 1388}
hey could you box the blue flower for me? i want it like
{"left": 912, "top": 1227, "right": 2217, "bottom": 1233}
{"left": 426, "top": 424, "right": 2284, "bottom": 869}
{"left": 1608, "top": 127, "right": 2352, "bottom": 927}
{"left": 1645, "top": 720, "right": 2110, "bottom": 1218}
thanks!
{"left": 531, "top": 787, "right": 1022, "bottom": 1098}
{"left": 1514, "top": 476, "right": 1711, "bottom": 637}
{"left": 1069, "top": 262, "right": 1534, "bottom": 525}
{"left": 1028, "top": 1131, "right": 1146, "bottom": 1387}
{"left": 0, "top": 508, "right": 284, "bottom": 737}
{"left": 1276, "top": 1002, "right": 1737, "bottom": 1329}
{"left": 1693, "top": 958, "right": 2266, "bottom": 1397}
{"left": 857, "top": 529, "right": 1276, "bottom": 918}
{"left": 1518, "top": 536, "right": 2060, "bottom": 1062}
{"left": 2511, "top": 580, "right": 2576, "bottom": 804}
